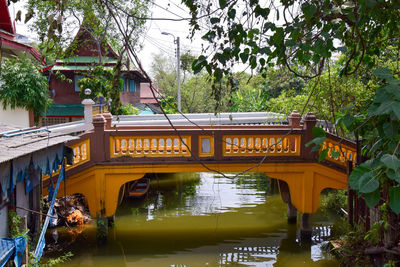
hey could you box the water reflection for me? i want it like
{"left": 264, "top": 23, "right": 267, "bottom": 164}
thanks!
{"left": 55, "top": 172, "right": 338, "bottom": 266}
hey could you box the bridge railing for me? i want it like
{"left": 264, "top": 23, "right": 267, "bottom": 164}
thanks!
{"left": 86, "top": 111, "right": 314, "bottom": 165}
{"left": 60, "top": 110, "right": 357, "bottom": 175}
{"left": 112, "top": 112, "right": 287, "bottom": 126}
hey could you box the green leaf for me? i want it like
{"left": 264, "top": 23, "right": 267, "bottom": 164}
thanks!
{"left": 392, "top": 102, "right": 400, "bottom": 120}
{"left": 219, "top": 0, "right": 227, "bottom": 8}
{"left": 358, "top": 172, "right": 379, "bottom": 194}
{"left": 381, "top": 154, "right": 400, "bottom": 171}
{"left": 210, "top": 17, "right": 220, "bottom": 24}
{"left": 318, "top": 149, "right": 328, "bottom": 162}
{"left": 386, "top": 169, "right": 400, "bottom": 183}
{"left": 373, "top": 67, "right": 395, "bottom": 82}
{"left": 341, "top": 114, "right": 354, "bottom": 129}
{"left": 369, "top": 139, "right": 383, "bottom": 155}
{"left": 305, "top": 137, "right": 326, "bottom": 147}
{"left": 363, "top": 188, "right": 380, "bottom": 208}
{"left": 365, "top": 0, "right": 377, "bottom": 8}
{"left": 383, "top": 121, "right": 398, "bottom": 139}
{"left": 312, "top": 127, "right": 326, "bottom": 138}
{"left": 192, "top": 56, "right": 207, "bottom": 74}
{"left": 330, "top": 150, "right": 340, "bottom": 159}
{"left": 373, "top": 100, "right": 395, "bottom": 115}
{"left": 228, "top": 7, "right": 236, "bottom": 19}
{"left": 349, "top": 165, "right": 371, "bottom": 190}
{"left": 301, "top": 3, "right": 317, "bottom": 19}
{"left": 240, "top": 50, "right": 249, "bottom": 63}
{"left": 310, "top": 144, "right": 321, "bottom": 152}
{"left": 254, "top": 6, "right": 270, "bottom": 18}
{"left": 389, "top": 186, "right": 400, "bottom": 214}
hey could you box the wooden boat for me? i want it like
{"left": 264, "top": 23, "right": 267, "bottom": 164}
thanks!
{"left": 127, "top": 178, "right": 150, "bottom": 198}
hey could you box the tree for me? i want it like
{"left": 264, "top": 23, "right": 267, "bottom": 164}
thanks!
{"left": 23, "top": 0, "right": 151, "bottom": 115}
{"left": 25, "top": 0, "right": 150, "bottom": 62}
{"left": 0, "top": 56, "right": 51, "bottom": 123}
{"left": 151, "top": 53, "right": 234, "bottom": 113}
{"left": 185, "top": 1, "right": 400, "bottom": 79}
{"left": 267, "top": 60, "right": 375, "bottom": 120}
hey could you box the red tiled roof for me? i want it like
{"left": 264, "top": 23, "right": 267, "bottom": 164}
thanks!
{"left": 0, "top": 0, "right": 15, "bottom": 35}
{"left": 140, "top": 83, "right": 161, "bottom": 104}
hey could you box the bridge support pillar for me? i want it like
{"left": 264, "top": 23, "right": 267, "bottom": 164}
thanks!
{"left": 300, "top": 213, "right": 312, "bottom": 242}
{"left": 277, "top": 180, "right": 297, "bottom": 224}
{"left": 96, "top": 217, "right": 108, "bottom": 244}
{"left": 287, "top": 202, "right": 297, "bottom": 224}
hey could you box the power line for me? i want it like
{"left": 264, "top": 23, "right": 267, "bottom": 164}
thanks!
{"left": 144, "top": 35, "right": 175, "bottom": 56}
{"left": 153, "top": 2, "right": 187, "bottom": 20}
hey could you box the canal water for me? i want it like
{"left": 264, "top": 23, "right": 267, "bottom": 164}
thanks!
{"left": 51, "top": 172, "right": 339, "bottom": 266}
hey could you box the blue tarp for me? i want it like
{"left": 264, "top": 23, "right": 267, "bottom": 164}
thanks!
{"left": 0, "top": 236, "right": 27, "bottom": 267}
{"left": 0, "top": 162, "right": 10, "bottom": 201}
{"left": 34, "top": 157, "right": 65, "bottom": 262}
{"left": 0, "top": 144, "right": 64, "bottom": 201}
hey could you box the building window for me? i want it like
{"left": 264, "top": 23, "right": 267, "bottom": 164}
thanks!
{"left": 129, "top": 79, "right": 136, "bottom": 92}
{"left": 123, "top": 78, "right": 136, "bottom": 92}
{"left": 74, "top": 75, "right": 85, "bottom": 92}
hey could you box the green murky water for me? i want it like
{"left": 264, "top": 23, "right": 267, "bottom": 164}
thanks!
{"left": 52, "top": 172, "right": 339, "bottom": 266}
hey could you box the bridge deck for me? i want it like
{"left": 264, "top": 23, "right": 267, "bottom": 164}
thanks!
{"left": 45, "top": 111, "right": 356, "bottom": 218}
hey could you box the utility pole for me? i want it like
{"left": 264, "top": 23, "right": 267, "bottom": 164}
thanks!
{"left": 162, "top": 32, "right": 181, "bottom": 112}
{"left": 176, "top": 36, "right": 181, "bottom": 112}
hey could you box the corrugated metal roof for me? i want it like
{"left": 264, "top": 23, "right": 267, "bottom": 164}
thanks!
{"left": 46, "top": 104, "right": 83, "bottom": 116}
{"left": 0, "top": 124, "right": 78, "bottom": 164}
{"left": 52, "top": 65, "right": 115, "bottom": 71}
{"left": 56, "top": 56, "right": 117, "bottom": 64}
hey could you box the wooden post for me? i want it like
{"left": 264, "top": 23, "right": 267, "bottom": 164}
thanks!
{"left": 365, "top": 203, "right": 370, "bottom": 231}
{"left": 92, "top": 114, "right": 106, "bottom": 163}
{"left": 300, "top": 213, "right": 312, "bottom": 242}
{"left": 19, "top": 216, "right": 28, "bottom": 266}
{"left": 347, "top": 161, "right": 354, "bottom": 226}
{"left": 288, "top": 110, "right": 301, "bottom": 128}
{"left": 103, "top": 112, "right": 113, "bottom": 130}
{"left": 302, "top": 112, "right": 317, "bottom": 160}
{"left": 354, "top": 191, "right": 359, "bottom": 224}
{"left": 214, "top": 131, "right": 223, "bottom": 161}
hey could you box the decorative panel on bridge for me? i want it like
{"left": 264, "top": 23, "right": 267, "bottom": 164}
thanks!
{"left": 199, "top": 136, "right": 214, "bottom": 157}
{"left": 321, "top": 137, "right": 357, "bottom": 166}
{"left": 110, "top": 136, "right": 192, "bottom": 157}
{"left": 71, "top": 139, "right": 90, "bottom": 168}
{"left": 223, "top": 135, "right": 301, "bottom": 156}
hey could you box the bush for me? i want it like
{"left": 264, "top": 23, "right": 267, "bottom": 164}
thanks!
{"left": 320, "top": 190, "right": 347, "bottom": 216}
{"left": 119, "top": 103, "right": 139, "bottom": 115}
{"left": 0, "top": 55, "right": 52, "bottom": 123}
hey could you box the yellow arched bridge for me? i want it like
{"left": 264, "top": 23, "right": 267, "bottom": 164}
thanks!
{"left": 47, "top": 111, "right": 356, "bottom": 236}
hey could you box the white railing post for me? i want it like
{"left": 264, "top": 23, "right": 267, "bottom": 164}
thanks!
{"left": 82, "top": 98, "right": 95, "bottom": 131}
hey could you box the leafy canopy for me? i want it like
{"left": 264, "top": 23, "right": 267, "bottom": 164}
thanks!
{"left": 0, "top": 56, "right": 51, "bottom": 123}
{"left": 184, "top": 0, "right": 400, "bottom": 79}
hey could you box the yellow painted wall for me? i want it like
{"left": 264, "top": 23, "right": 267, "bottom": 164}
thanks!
{"left": 57, "top": 162, "right": 347, "bottom": 217}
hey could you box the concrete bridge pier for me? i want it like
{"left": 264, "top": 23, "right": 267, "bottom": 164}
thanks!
{"left": 300, "top": 214, "right": 312, "bottom": 242}
{"left": 96, "top": 217, "right": 108, "bottom": 244}
{"left": 278, "top": 180, "right": 297, "bottom": 224}
{"left": 278, "top": 180, "right": 313, "bottom": 241}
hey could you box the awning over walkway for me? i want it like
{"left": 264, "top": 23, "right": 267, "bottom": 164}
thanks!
{"left": 45, "top": 104, "right": 84, "bottom": 117}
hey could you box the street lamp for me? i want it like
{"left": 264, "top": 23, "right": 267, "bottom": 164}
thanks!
{"left": 162, "top": 31, "right": 181, "bottom": 113}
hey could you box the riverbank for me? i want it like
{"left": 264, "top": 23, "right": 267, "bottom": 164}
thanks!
{"left": 43, "top": 193, "right": 92, "bottom": 228}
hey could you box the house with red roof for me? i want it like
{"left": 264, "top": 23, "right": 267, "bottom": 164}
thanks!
{"left": 0, "top": 0, "right": 44, "bottom": 127}
{"left": 42, "top": 25, "right": 161, "bottom": 124}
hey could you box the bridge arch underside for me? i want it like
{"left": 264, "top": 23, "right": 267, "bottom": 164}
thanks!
{"left": 56, "top": 162, "right": 347, "bottom": 218}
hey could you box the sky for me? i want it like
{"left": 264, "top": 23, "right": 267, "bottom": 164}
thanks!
{"left": 10, "top": 0, "right": 206, "bottom": 77}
